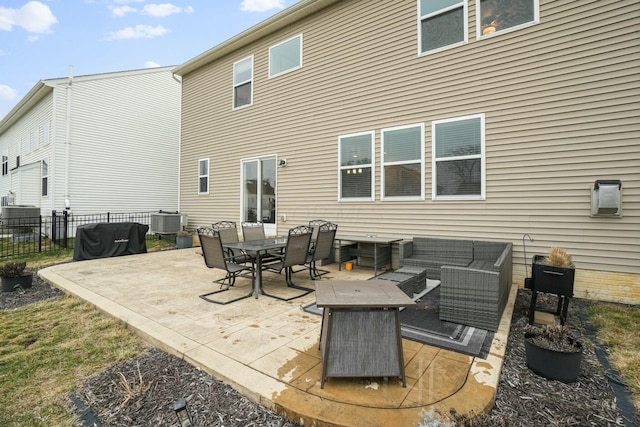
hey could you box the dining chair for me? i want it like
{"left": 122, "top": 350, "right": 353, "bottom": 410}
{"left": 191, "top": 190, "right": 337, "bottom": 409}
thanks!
{"left": 262, "top": 225, "right": 314, "bottom": 301}
{"left": 308, "top": 219, "right": 329, "bottom": 244}
{"left": 306, "top": 221, "right": 338, "bottom": 279}
{"left": 211, "top": 221, "right": 250, "bottom": 263}
{"left": 197, "top": 229, "right": 254, "bottom": 304}
{"left": 241, "top": 221, "right": 266, "bottom": 241}
{"left": 241, "top": 221, "right": 280, "bottom": 263}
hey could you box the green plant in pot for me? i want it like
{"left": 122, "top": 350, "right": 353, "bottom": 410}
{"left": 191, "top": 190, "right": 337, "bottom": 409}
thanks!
{"left": 524, "top": 323, "right": 583, "bottom": 383}
{"left": 176, "top": 230, "right": 193, "bottom": 249}
{"left": 0, "top": 261, "right": 33, "bottom": 292}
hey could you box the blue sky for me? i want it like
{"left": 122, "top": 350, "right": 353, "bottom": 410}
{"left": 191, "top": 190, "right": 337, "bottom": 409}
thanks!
{"left": 0, "top": 0, "right": 302, "bottom": 120}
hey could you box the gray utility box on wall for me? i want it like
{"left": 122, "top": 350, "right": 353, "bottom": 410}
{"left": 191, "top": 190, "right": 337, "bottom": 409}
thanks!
{"left": 591, "top": 180, "right": 622, "bottom": 217}
{"left": 150, "top": 211, "right": 182, "bottom": 234}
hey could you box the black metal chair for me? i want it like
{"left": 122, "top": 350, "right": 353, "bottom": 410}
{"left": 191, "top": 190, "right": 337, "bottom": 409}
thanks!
{"left": 197, "top": 229, "right": 254, "bottom": 304}
{"left": 241, "top": 221, "right": 280, "bottom": 263}
{"left": 262, "top": 225, "right": 314, "bottom": 301}
{"left": 306, "top": 222, "right": 338, "bottom": 279}
{"left": 211, "top": 221, "right": 250, "bottom": 264}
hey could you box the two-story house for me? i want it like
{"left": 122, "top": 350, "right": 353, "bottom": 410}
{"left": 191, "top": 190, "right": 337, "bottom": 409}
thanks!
{"left": 0, "top": 66, "right": 181, "bottom": 215}
{"left": 173, "top": 0, "right": 639, "bottom": 304}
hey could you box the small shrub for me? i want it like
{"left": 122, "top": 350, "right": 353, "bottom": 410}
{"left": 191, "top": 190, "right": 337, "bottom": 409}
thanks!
{"left": 542, "top": 247, "right": 574, "bottom": 268}
{"left": 0, "top": 261, "right": 28, "bottom": 278}
{"left": 525, "top": 324, "right": 581, "bottom": 353}
{"left": 176, "top": 230, "right": 191, "bottom": 237}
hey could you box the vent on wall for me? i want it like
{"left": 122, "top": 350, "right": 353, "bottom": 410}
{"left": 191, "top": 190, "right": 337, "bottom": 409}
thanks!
{"left": 151, "top": 212, "right": 182, "bottom": 234}
{"left": 591, "top": 180, "right": 622, "bottom": 217}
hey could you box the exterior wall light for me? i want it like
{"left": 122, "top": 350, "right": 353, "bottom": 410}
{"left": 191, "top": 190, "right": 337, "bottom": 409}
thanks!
{"left": 173, "top": 399, "right": 193, "bottom": 427}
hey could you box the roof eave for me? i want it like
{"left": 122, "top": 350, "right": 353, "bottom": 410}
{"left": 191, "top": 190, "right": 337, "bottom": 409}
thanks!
{"left": 0, "top": 81, "right": 54, "bottom": 135}
{"left": 173, "top": 0, "right": 341, "bottom": 77}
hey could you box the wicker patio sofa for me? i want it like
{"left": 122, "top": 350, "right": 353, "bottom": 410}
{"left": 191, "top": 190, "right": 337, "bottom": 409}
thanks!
{"left": 400, "top": 237, "right": 513, "bottom": 331}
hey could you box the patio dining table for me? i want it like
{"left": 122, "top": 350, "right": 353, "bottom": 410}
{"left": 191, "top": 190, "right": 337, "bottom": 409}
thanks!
{"left": 223, "top": 237, "right": 287, "bottom": 298}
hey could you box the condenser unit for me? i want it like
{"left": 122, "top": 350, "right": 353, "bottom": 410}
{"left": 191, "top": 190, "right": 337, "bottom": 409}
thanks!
{"left": 150, "top": 212, "right": 182, "bottom": 234}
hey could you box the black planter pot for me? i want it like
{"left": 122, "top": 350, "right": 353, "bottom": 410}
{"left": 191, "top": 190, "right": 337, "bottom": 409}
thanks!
{"left": 524, "top": 332, "right": 583, "bottom": 383}
{"left": 1, "top": 274, "right": 33, "bottom": 292}
{"left": 176, "top": 235, "right": 193, "bottom": 249}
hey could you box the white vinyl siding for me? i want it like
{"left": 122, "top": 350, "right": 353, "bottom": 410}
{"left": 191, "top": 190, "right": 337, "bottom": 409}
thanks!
{"left": 198, "top": 158, "right": 209, "bottom": 195}
{"left": 339, "top": 132, "right": 374, "bottom": 202}
{"left": 432, "top": 114, "right": 485, "bottom": 200}
{"left": 477, "top": 0, "right": 539, "bottom": 39}
{"left": 269, "top": 34, "right": 303, "bottom": 78}
{"left": 419, "top": 0, "right": 467, "bottom": 55}
{"left": 381, "top": 124, "right": 424, "bottom": 200}
{"left": 233, "top": 56, "right": 253, "bottom": 109}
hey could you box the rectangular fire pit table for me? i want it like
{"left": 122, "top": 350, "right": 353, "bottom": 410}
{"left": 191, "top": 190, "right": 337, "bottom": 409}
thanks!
{"left": 315, "top": 280, "right": 416, "bottom": 388}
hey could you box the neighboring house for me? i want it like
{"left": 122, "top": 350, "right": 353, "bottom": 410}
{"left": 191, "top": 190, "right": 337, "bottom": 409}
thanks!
{"left": 173, "top": 0, "right": 639, "bottom": 304}
{"left": 0, "top": 66, "right": 181, "bottom": 216}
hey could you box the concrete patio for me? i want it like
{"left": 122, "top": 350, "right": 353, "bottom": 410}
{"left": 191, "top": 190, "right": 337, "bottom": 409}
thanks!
{"left": 39, "top": 247, "right": 517, "bottom": 427}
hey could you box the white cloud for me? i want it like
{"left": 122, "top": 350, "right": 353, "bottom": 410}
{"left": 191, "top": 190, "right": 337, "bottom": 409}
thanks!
{"left": 144, "top": 61, "right": 161, "bottom": 68}
{"left": 0, "top": 85, "right": 19, "bottom": 101}
{"left": 111, "top": 5, "right": 137, "bottom": 17}
{"left": 240, "top": 0, "right": 285, "bottom": 13}
{"left": 105, "top": 24, "right": 169, "bottom": 40}
{"left": 141, "top": 4, "right": 194, "bottom": 17}
{"left": 0, "top": 1, "right": 57, "bottom": 33}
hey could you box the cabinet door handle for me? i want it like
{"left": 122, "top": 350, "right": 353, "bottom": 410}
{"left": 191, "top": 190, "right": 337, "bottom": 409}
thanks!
{"left": 542, "top": 270, "right": 564, "bottom": 276}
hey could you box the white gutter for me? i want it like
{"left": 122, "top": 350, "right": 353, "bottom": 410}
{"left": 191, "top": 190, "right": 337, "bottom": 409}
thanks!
{"left": 64, "top": 65, "right": 73, "bottom": 209}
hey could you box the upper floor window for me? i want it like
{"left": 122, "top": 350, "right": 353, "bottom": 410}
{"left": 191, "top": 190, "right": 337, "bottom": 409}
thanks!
{"left": 269, "top": 34, "right": 302, "bottom": 78}
{"left": 419, "top": 0, "right": 467, "bottom": 55}
{"left": 233, "top": 56, "right": 253, "bottom": 109}
{"left": 339, "top": 132, "right": 374, "bottom": 201}
{"left": 2, "top": 155, "right": 7, "bottom": 176}
{"left": 198, "top": 158, "right": 209, "bottom": 194}
{"left": 477, "top": 0, "right": 539, "bottom": 38}
{"left": 432, "top": 114, "right": 485, "bottom": 200}
{"left": 382, "top": 124, "right": 424, "bottom": 200}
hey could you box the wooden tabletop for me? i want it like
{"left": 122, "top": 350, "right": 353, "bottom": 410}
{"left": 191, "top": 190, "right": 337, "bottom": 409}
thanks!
{"left": 315, "top": 280, "right": 417, "bottom": 308}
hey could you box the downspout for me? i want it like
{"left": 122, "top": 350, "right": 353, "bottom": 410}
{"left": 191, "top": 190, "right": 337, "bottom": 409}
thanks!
{"left": 172, "top": 72, "right": 182, "bottom": 213}
{"left": 64, "top": 65, "right": 72, "bottom": 210}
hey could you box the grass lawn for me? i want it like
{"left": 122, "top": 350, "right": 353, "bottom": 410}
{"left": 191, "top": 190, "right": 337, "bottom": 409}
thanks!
{"left": 0, "top": 296, "right": 145, "bottom": 427}
{"left": 586, "top": 303, "right": 640, "bottom": 411}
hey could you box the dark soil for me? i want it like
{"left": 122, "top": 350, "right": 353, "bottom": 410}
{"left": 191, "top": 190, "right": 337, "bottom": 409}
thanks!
{"left": 3, "top": 271, "right": 637, "bottom": 426}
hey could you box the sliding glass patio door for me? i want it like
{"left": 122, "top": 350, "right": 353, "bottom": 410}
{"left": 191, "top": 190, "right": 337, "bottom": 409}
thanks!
{"left": 241, "top": 157, "right": 277, "bottom": 236}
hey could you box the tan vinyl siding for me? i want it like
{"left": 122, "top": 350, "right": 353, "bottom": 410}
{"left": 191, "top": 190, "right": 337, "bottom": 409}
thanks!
{"left": 179, "top": 0, "right": 640, "bottom": 303}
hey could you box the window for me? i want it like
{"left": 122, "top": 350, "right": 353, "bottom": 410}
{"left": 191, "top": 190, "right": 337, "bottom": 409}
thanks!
{"left": 233, "top": 56, "right": 253, "bottom": 109}
{"left": 198, "top": 158, "right": 209, "bottom": 194}
{"left": 432, "top": 114, "right": 485, "bottom": 200}
{"left": 382, "top": 124, "right": 424, "bottom": 200}
{"left": 419, "top": 0, "right": 467, "bottom": 54}
{"left": 2, "top": 155, "right": 7, "bottom": 176}
{"left": 269, "top": 34, "right": 302, "bottom": 78}
{"left": 477, "top": 0, "right": 538, "bottom": 38}
{"left": 339, "top": 132, "right": 374, "bottom": 201}
{"left": 41, "top": 159, "right": 48, "bottom": 197}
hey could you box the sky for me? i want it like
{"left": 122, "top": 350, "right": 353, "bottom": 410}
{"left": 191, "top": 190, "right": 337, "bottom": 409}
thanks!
{"left": 0, "top": 0, "right": 302, "bottom": 120}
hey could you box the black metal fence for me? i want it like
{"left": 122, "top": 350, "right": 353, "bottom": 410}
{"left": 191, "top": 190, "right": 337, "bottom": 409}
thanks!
{"left": 0, "top": 210, "right": 161, "bottom": 259}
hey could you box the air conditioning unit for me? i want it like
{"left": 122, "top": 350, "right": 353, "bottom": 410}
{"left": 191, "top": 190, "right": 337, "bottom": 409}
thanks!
{"left": 1, "top": 205, "right": 40, "bottom": 228}
{"left": 150, "top": 212, "right": 182, "bottom": 234}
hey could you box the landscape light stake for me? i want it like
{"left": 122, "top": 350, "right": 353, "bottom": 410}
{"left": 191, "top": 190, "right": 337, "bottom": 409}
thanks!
{"left": 173, "top": 398, "right": 193, "bottom": 427}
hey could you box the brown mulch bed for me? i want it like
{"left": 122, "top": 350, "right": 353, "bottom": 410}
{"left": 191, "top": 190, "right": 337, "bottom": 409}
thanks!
{"left": 3, "top": 270, "right": 637, "bottom": 426}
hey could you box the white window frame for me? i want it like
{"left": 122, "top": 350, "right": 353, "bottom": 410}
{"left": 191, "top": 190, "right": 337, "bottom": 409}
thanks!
{"left": 198, "top": 158, "right": 210, "bottom": 195}
{"left": 269, "top": 34, "right": 303, "bottom": 78}
{"left": 381, "top": 123, "right": 425, "bottom": 201}
{"left": 233, "top": 55, "right": 253, "bottom": 110}
{"left": 432, "top": 114, "right": 486, "bottom": 201}
{"left": 418, "top": 0, "right": 468, "bottom": 56}
{"left": 476, "top": 0, "right": 539, "bottom": 40}
{"left": 41, "top": 158, "right": 49, "bottom": 197}
{"left": 338, "top": 131, "right": 375, "bottom": 202}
